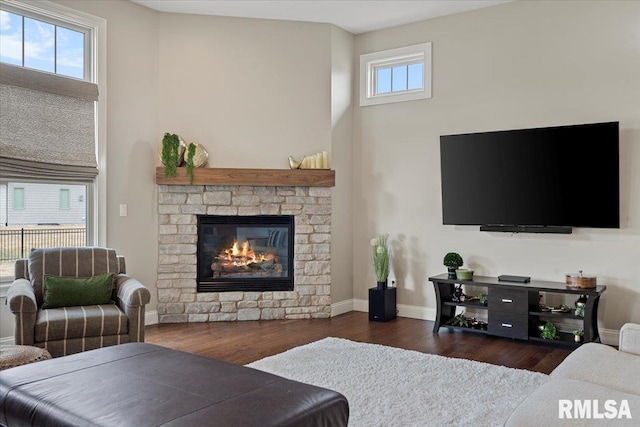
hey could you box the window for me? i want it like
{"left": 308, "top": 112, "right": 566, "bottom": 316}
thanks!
{"left": 360, "top": 42, "right": 432, "bottom": 106}
{"left": 59, "top": 188, "right": 70, "bottom": 209}
{"left": 0, "top": 1, "right": 106, "bottom": 287}
{"left": 13, "top": 187, "right": 24, "bottom": 209}
{"left": 0, "top": 8, "right": 89, "bottom": 79}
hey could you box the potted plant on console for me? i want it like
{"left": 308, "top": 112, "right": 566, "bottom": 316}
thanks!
{"left": 371, "top": 233, "right": 390, "bottom": 289}
{"left": 443, "top": 252, "right": 463, "bottom": 278}
{"left": 541, "top": 321, "right": 560, "bottom": 340}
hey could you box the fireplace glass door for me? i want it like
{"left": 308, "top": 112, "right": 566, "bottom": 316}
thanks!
{"left": 197, "top": 215, "right": 294, "bottom": 292}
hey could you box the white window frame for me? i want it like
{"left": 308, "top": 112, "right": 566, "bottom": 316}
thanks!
{"left": 0, "top": 2, "right": 92, "bottom": 80}
{"left": 360, "top": 42, "right": 432, "bottom": 107}
{"left": 0, "top": 0, "right": 106, "bottom": 293}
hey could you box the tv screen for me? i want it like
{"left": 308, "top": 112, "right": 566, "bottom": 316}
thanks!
{"left": 440, "top": 122, "right": 619, "bottom": 230}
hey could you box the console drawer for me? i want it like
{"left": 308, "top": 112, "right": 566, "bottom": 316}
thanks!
{"left": 488, "top": 311, "right": 528, "bottom": 339}
{"left": 489, "top": 288, "right": 530, "bottom": 313}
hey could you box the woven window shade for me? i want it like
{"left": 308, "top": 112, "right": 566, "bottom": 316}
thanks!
{"left": 0, "top": 63, "right": 99, "bottom": 182}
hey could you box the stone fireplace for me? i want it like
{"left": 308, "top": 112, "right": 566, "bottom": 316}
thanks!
{"left": 157, "top": 175, "right": 333, "bottom": 323}
{"left": 197, "top": 214, "right": 294, "bottom": 292}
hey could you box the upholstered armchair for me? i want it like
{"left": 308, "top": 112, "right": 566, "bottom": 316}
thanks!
{"left": 6, "top": 247, "right": 150, "bottom": 358}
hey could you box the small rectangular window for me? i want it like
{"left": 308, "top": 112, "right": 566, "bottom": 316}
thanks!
{"left": 60, "top": 189, "right": 70, "bottom": 209}
{"left": 13, "top": 187, "right": 24, "bottom": 210}
{"left": 0, "top": 8, "right": 89, "bottom": 80}
{"left": 360, "top": 42, "right": 432, "bottom": 106}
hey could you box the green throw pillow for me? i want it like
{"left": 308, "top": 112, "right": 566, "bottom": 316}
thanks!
{"left": 43, "top": 273, "right": 115, "bottom": 309}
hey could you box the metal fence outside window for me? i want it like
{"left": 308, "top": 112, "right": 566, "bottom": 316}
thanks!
{"left": 0, "top": 227, "right": 86, "bottom": 261}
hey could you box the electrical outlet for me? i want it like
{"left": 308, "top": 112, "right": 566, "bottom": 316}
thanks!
{"left": 388, "top": 276, "right": 397, "bottom": 287}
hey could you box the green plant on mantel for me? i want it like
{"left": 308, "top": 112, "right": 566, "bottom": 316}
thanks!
{"left": 162, "top": 133, "right": 180, "bottom": 177}
{"left": 185, "top": 143, "right": 196, "bottom": 184}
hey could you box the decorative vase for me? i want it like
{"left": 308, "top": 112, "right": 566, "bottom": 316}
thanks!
{"left": 376, "top": 280, "right": 388, "bottom": 290}
{"left": 447, "top": 267, "right": 456, "bottom": 278}
{"left": 574, "top": 334, "right": 583, "bottom": 343}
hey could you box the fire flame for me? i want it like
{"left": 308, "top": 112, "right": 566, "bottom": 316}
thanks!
{"left": 217, "top": 240, "right": 271, "bottom": 267}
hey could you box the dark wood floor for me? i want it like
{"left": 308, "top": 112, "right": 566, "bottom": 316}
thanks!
{"left": 145, "top": 311, "right": 573, "bottom": 374}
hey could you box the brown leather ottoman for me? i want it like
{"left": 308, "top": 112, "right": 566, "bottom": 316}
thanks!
{"left": 0, "top": 343, "right": 348, "bottom": 426}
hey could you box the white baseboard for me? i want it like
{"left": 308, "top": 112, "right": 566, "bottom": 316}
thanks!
{"left": 397, "top": 303, "right": 437, "bottom": 321}
{"left": 0, "top": 335, "right": 14, "bottom": 345}
{"left": 331, "top": 299, "right": 354, "bottom": 317}
{"left": 599, "top": 327, "right": 619, "bottom": 346}
{"left": 350, "top": 297, "right": 437, "bottom": 321}
{"left": 353, "top": 298, "right": 368, "bottom": 312}
{"left": 146, "top": 310, "right": 159, "bottom": 326}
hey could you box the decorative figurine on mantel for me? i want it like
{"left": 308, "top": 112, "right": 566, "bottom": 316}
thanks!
{"left": 160, "top": 132, "right": 209, "bottom": 184}
{"left": 288, "top": 151, "right": 329, "bottom": 169}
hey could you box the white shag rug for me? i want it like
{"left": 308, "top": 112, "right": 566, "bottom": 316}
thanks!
{"left": 247, "top": 337, "right": 547, "bottom": 427}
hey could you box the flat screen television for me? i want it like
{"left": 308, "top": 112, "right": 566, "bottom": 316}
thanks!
{"left": 440, "top": 122, "right": 619, "bottom": 233}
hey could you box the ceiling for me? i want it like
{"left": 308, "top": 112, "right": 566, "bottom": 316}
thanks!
{"left": 129, "top": 0, "right": 511, "bottom": 34}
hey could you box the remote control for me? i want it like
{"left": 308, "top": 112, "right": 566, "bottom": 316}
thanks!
{"left": 498, "top": 275, "right": 531, "bottom": 283}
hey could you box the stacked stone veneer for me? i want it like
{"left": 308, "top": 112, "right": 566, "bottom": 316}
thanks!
{"left": 157, "top": 185, "right": 331, "bottom": 323}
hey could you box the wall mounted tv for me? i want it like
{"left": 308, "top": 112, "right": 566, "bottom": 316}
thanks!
{"left": 440, "top": 121, "right": 619, "bottom": 234}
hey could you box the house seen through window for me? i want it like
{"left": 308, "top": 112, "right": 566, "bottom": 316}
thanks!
{"left": 1, "top": 182, "right": 87, "bottom": 278}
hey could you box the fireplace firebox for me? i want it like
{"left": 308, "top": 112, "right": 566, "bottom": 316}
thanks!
{"left": 197, "top": 215, "right": 294, "bottom": 292}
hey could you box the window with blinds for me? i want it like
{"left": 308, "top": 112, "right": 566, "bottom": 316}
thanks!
{"left": 0, "top": 1, "right": 103, "bottom": 280}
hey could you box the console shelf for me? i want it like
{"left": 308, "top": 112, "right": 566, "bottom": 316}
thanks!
{"left": 443, "top": 300, "right": 489, "bottom": 309}
{"left": 429, "top": 274, "right": 606, "bottom": 346}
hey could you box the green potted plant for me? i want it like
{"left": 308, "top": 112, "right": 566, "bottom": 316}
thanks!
{"left": 541, "top": 321, "right": 560, "bottom": 340}
{"left": 371, "top": 233, "right": 390, "bottom": 289}
{"left": 478, "top": 293, "right": 488, "bottom": 306}
{"left": 443, "top": 252, "right": 463, "bottom": 278}
{"left": 446, "top": 312, "right": 471, "bottom": 328}
{"left": 572, "top": 329, "right": 584, "bottom": 343}
{"left": 185, "top": 142, "right": 196, "bottom": 184}
{"left": 161, "top": 132, "right": 181, "bottom": 177}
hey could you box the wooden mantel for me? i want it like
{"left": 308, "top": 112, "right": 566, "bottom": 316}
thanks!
{"left": 155, "top": 167, "right": 335, "bottom": 187}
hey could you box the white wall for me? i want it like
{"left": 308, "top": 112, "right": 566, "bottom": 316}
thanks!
{"left": 352, "top": 0, "right": 640, "bottom": 336}
{"left": 56, "top": 0, "right": 161, "bottom": 311}
{"left": 330, "top": 26, "right": 355, "bottom": 304}
{"left": 156, "top": 14, "right": 332, "bottom": 169}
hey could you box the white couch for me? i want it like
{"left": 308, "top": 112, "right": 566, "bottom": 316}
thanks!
{"left": 506, "top": 323, "right": 640, "bottom": 426}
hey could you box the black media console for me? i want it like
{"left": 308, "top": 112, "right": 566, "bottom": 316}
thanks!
{"left": 429, "top": 274, "right": 606, "bottom": 347}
